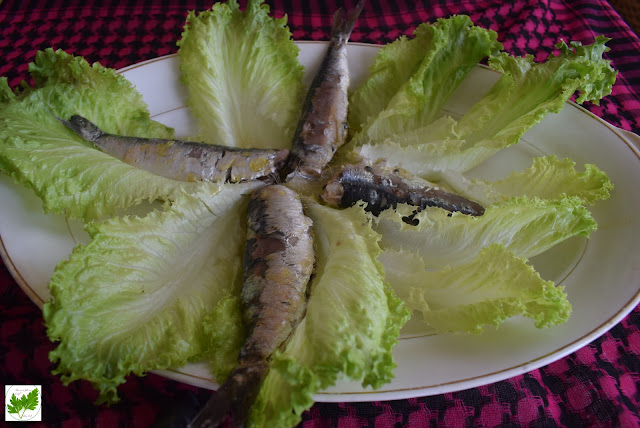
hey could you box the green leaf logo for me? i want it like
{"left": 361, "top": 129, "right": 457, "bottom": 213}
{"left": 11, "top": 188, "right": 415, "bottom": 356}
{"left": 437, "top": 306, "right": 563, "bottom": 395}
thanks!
{"left": 5, "top": 386, "right": 40, "bottom": 421}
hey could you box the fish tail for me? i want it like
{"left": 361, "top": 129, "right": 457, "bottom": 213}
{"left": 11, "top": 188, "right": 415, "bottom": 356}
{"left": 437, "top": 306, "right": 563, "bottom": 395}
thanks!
{"left": 189, "top": 360, "right": 269, "bottom": 428}
{"left": 331, "top": 0, "right": 365, "bottom": 43}
{"left": 57, "top": 114, "right": 104, "bottom": 142}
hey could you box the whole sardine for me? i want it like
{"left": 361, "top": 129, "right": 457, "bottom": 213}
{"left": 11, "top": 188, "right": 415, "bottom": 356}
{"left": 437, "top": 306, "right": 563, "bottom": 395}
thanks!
{"left": 59, "top": 115, "right": 289, "bottom": 183}
{"left": 190, "top": 184, "right": 314, "bottom": 428}
{"left": 284, "top": 1, "right": 364, "bottom": 182}
{"left": 322, "top": 162, "right": 485, "bottom": 218}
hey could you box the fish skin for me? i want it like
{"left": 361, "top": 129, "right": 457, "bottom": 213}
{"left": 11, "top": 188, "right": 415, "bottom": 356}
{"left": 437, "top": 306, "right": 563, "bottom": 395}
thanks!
{"left": 322, "top": 162, "right": 485, "bottom": 217}
{"left": 241, "top": 185, "right": 314, "bottom": 361}
{"left": 284, "top": 1, "right": 365, "bottom": 182}
{"left": 59, "top": 115, "right": 289, "bottom": 183}
{"left": 189, "top": 184, "right": 314, "bottom": 428}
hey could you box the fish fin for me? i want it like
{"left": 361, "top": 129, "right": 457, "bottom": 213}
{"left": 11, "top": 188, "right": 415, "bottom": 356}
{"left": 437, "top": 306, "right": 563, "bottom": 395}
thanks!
{"left": 58, "top": 114, "right": 104, "bottom": 142}
{"left": 331, "top": 0, "right": 365, "bottom": 42}
{"left": 189, "top": 361, "right": 269, "bottom": 428}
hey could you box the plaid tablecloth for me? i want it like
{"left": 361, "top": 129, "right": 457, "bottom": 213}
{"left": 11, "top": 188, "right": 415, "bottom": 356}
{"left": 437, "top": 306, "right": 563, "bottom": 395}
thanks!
{"left": 2, "top": 1, "right": 640, "bottom": 427}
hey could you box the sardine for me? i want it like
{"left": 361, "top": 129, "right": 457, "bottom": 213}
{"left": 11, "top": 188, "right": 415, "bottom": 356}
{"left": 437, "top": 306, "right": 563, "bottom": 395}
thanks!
{"left": 284, "top": 1, "right": 364, "bottom": 182}
{"left": 322, "top": 162, "right": 485, "bottom": 219}
{"left": 190, "top": 184, "right": 314, "bottom": 428}
{"left": 59, "top": 115, "right": 289, "bottom": 183}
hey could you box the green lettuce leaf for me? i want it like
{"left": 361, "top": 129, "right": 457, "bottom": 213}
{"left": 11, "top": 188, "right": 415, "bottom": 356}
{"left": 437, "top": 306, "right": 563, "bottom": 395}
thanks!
{"left": 436, "top": 155, "right": 613, "bottom": 206}
{"left": 351, "top": 35, "right": 617, "bottom": 178}
{"left": 380, "top": 244, "right": 571, "bottom": 334}
{"left": 347, "top": 15, "right": 501, "bottom": 143}
{"left": 454, "top": 36, "right": 617, "bottom": 156}
{"left": 0, "top": 48, "right": 219, "bottom": 221}
{"left": 202, "top": 294, "right": 247, "bottom": 381}
{"left": 375, "top": 196, "right": 596, "bottom": 269}
{"left": 178, "top": 0, "right": 304, "bottom": 149}
{"left": 0, "top": 77, "right": 15, "bottom": 104}
{"left": 23, "top": 48, "right": 171, "bottom": 137}
{"left": 43, "top": 182, "right": 261, "bottom": 403}
{"left": 242, "top": 203, "right": 410, "bottom": 428}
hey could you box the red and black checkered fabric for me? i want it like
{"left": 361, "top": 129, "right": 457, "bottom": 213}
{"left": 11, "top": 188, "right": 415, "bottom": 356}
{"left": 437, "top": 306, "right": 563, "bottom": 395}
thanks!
{"left": 2, "top": 1, "right": 640, "bottom": 427}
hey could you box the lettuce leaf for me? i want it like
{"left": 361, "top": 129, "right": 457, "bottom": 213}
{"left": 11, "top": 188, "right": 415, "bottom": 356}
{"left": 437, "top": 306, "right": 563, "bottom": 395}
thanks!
{"left": 344, "top": 26, "right": 613, "bottom": 338}
{"left": 178, "top": 0, "right": 304, "bottom": 149}
{"left": 241, "top": 203, "right": 410, "bottom": 428}
{"left": 347, "top": 15, "right": 501, "bottom": 145}
{"left": 43, "top": 182, "right": 261, "bottom": 403}
{"left": 380, "top": 244, "right": 571, "bottom": 335}
{"left": 0, "top": 49, "right": 219, "bottom": 221}
{"left": 0, "top": 77, "right": 15, "bottom": 104}
{"left": 375, "top": 196, "right": 596, "bottom": 269}
{"left": 20, "top": 48, "right": 171, "bottom": 138}
{"left": 351, "top": 35, "right": 617, "bottom": 178}
{"left": 202, "top": 294, "right": 247, "bottom": 381}
{"left": 436, "top": 155, "right": 613, "bottom": 207}
{"left": 375, "top": 195, "right": 588, "bottom": 335}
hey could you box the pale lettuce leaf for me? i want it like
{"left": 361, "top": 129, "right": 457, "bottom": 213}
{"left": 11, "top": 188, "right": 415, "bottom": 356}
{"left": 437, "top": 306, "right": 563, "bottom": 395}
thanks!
{"left": 178, "top": 0, "right": 304, "bottom": 149}
{"left": 350, "top": 36, "right": 617, "bottom": 178}
{"left": 43, "top": 182, "right": 261, "bottom": 403}
{"left": 347, "top": 15, "right": 501, "bottom": 145}
{"left": 375, "top": 196, "right": 597, "bottom": 269}
{"left": 380, "top": 244, "right": 571, "bottom": 335}
{"left": 436, "top": 155, "right": 613, "bottom": 207}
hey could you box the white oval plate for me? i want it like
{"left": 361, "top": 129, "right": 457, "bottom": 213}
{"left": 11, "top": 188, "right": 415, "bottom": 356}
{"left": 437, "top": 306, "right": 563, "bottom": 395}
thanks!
{"left": 2, "top": 42, "right": 640, "bottom": 402}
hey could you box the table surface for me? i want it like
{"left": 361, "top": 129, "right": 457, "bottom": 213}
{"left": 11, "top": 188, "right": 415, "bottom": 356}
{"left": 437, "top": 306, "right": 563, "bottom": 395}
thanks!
{"left": 2, "top": 1, "right": 640, "bottom": 427}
